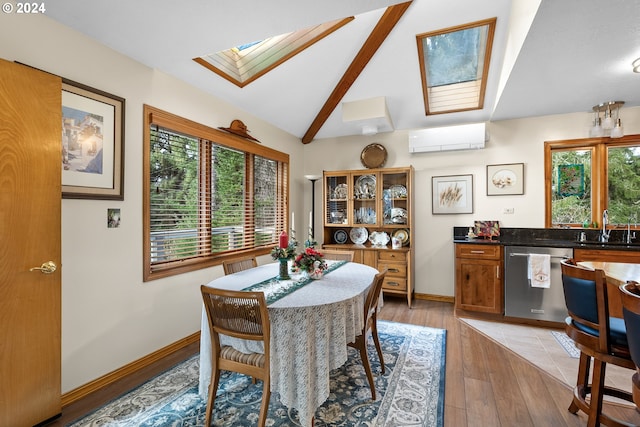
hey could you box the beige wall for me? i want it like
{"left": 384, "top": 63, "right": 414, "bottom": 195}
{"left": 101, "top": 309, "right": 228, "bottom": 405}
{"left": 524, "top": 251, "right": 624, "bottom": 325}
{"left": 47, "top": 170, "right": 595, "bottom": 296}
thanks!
{"left": 2, "top": 12, "right": 639, "bottom": 395}
{"left": 0, "top": 15, "right": 304, "bottom": 393}
{"left": 304, "top": 108, "right": 640, "bottom": 298}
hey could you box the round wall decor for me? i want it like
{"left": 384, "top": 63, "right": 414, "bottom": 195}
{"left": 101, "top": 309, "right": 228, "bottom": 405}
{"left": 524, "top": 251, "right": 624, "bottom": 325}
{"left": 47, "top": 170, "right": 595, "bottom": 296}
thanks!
{"left": 360, "top": 143, "right": 387, "bottom": 169}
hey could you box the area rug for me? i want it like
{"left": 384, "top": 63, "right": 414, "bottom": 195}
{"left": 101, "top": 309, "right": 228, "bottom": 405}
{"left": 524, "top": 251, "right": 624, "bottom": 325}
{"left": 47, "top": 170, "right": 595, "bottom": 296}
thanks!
{"left": 551, "top": 330, "right": 580, "bottom": 359}
{"left": 68, "top": 320, "right": 446, "bottom": 426}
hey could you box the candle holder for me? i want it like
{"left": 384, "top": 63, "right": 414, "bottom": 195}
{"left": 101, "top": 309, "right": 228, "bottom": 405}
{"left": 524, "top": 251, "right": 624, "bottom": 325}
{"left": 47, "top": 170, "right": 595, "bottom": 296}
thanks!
{"left": 277, "top": 258, "right": 290, "bottom": 280}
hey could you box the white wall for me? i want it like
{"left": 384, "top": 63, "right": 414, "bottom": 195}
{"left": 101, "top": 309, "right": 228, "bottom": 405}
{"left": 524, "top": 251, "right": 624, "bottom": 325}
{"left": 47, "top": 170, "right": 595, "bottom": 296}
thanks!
{"left": 0, "top": 15, "right": 304, "bottom": 393}
{"left": 304, "top": 108, "right": 640, "bottom": 297}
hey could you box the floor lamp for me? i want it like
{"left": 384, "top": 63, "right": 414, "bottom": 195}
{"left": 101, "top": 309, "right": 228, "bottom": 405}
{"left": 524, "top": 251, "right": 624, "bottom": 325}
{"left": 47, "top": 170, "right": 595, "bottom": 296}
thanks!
{"left": 304, "top": 174, "right": 321, "bottom": 247}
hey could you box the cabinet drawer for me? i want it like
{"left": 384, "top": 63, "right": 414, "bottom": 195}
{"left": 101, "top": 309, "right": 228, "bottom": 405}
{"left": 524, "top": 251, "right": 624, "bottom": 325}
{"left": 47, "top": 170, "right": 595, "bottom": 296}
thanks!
{"left": 378, "top": 250, "right": 407, "bottom": 262}
{"left": 377, "top": 261, "right": 406, "bottom": 277}
{"left": 382, "top": 277, "right": 407, "bottom": 291}
{"left": 456, "top": 244, "right": 500, "bottom": 260}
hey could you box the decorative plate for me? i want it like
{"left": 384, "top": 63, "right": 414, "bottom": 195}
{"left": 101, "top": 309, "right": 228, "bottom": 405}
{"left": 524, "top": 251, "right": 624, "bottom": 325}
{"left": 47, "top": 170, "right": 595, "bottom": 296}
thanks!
{"left": 384, "top": 207, "right": 408, "bottom": 224}
{"left": 369, "top": 231, "right": 390, "bottom": 247}
{"left": 388, "top": 184, "right": 407, "bottom": 198}
{"left": 360, "top": 143, "right": 387, "bottom": 169}
{"left": 334, "top": 229, "right": 348, "bottom": 244}
{"left": 393, "top": 229, "right": 410, "bottom": 246}
{"left": 333, "top": 183, "right": 348, "bottom": 200}
{"left": 354, "top": 174, "right": 376, "bottom": 199}
{"left": 349, "top": 227, "right": 369, "bottom": 245}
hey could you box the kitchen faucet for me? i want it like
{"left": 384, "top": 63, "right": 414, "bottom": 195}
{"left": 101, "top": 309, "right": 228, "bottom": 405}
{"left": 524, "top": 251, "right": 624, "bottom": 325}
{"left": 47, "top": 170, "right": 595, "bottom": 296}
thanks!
{"left": 600, "top": 209, "right": 610, "bottom": 242}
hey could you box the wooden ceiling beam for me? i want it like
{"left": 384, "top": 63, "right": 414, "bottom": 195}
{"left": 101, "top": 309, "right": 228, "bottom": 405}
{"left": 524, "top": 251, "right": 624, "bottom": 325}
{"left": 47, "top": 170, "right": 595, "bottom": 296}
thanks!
{"left": 301, "top": 1, "right": 412, "bottom": 144}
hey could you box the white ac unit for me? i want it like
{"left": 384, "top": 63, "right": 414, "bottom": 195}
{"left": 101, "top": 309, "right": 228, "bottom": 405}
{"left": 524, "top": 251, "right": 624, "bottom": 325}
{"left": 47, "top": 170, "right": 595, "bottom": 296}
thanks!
{"left": 408, "top": 122, "right": 488, "bottom": 153}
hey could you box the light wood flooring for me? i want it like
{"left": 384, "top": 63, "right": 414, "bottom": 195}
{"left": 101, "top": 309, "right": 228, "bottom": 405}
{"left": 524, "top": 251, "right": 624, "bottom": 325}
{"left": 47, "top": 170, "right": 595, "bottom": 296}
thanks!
{"left": 46, "top": 298, "right": 640, "bottom": 426}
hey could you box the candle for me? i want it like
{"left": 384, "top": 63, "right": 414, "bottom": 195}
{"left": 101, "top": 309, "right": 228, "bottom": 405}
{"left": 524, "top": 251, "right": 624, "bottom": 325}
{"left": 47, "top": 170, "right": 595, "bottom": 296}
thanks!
{"left": 279, "top": 230, "right": 288, "bottom": 248}
{"left": 291, "top": 212, "right": 295, "bottom": 233}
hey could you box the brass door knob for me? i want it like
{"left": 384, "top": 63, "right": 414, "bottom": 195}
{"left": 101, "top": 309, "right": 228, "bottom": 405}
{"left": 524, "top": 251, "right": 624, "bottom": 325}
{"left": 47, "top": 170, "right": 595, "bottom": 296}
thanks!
{"left": 29, "top": 261, "right": 57, "bottom": 274}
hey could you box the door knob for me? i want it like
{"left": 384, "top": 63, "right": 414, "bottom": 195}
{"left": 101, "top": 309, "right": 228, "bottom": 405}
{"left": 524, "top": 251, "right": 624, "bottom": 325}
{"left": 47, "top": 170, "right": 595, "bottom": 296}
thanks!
{"left": 29, "top": 261, "right": 57, "bottom": 274}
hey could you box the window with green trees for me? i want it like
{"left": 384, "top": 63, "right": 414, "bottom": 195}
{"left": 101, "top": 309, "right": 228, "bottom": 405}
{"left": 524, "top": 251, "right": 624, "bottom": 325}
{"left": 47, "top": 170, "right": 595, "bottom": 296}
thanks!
{"left": 143, "top": 105, "right": 289, "bottom": 281}
{"left": 545, "top": 136, "right": 640, "bottom": 229}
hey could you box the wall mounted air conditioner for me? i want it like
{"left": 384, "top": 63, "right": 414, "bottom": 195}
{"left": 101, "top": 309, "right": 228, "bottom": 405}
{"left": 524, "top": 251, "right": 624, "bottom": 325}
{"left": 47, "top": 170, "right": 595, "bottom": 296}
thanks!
{"left": 408, "top": 122, "right": 488, "bottom": 153}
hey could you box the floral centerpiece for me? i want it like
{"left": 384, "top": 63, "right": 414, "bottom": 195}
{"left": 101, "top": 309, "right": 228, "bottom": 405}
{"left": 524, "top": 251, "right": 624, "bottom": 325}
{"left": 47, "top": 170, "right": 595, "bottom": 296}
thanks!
{"left": 292, "top": 247, "right": 328, "bottom": 279}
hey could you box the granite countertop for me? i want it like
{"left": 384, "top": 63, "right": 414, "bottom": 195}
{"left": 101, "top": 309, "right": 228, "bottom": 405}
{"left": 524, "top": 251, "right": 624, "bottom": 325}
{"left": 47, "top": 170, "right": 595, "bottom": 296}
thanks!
{"left": 453, "top": 227, "right": 640, "bottom": 251}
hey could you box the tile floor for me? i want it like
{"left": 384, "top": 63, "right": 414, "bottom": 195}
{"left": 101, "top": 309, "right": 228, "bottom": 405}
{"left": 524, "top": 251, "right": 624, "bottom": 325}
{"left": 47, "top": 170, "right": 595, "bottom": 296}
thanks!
{"left": 459, "top": 317, "right": 634, "bottom": 399}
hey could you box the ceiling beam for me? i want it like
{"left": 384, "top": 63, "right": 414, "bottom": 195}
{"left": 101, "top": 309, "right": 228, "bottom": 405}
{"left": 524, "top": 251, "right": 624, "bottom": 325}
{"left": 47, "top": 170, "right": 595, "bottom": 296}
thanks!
{"left": 301, "top": 1, "right": 412, "bottom": 144}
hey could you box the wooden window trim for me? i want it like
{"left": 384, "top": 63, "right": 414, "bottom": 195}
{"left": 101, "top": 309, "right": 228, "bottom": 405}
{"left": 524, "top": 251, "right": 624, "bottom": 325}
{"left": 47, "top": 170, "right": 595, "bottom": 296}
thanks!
{"left": 143, "top": 105, "right": 289, "bottom": 281}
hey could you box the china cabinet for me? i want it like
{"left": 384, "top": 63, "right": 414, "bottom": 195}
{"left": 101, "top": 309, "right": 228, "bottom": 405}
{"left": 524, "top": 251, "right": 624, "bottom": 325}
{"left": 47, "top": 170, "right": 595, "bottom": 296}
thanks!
{"left": 322, "top": 166, "right": 414, "bottom": 307}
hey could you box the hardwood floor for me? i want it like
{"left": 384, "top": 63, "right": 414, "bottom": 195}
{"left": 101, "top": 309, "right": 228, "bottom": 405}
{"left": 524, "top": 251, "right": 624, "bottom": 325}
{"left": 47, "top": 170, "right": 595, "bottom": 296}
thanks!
{"left": 45, "top": 298, "right": 640, "bottom": 426}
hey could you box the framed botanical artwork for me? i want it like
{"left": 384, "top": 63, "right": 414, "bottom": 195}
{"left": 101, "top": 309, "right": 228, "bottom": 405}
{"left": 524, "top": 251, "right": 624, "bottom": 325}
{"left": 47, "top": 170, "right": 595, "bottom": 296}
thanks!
{"left": 432, "top": 174, "right": 473, "bottom": 214}
{"left": 486, "top": 163, "right": 524, "bottom": 196}
{"left": 61, "top": 78, "right": 125, "bottom": 200}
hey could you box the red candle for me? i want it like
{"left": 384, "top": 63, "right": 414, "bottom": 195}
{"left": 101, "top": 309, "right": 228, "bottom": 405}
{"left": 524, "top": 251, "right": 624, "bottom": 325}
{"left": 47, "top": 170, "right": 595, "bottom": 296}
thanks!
{"left": 279, "top": 231, "right": 288, "bottom": 248}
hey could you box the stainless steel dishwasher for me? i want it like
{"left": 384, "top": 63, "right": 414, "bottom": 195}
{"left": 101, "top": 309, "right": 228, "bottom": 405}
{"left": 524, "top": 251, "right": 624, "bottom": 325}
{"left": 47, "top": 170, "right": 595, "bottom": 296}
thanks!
{"left": 504, "top": 246, "right": 573, "bottom": 323}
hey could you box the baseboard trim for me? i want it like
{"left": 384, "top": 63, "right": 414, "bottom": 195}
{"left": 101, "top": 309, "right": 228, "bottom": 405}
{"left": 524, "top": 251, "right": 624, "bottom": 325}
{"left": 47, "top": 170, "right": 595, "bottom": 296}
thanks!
{"left": 415, "top": 293, "right": 454, "bottom": 303}
{"left": 61, "top": 331, "right": 200, "bottom": 407}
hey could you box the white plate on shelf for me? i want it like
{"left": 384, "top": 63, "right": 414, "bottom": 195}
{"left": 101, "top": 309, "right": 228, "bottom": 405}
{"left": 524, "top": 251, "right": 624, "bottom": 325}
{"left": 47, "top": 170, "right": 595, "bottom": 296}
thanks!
{"left": 388, "top": 184, "right": 407, "bottom": 198}
{"left": 349, "top": 227, "right": 368, "bottom": 245}
{"left": 354, "top": 175, "right": 376, "bottom": 199}
{"left": 334, "top": 229, "right": 348, "bottom": 244}
{"left": 333, "top": 183, "right": 348, "bottom": 200}
{"left": 369, "top": 231, "right": 390, "bottom": 246}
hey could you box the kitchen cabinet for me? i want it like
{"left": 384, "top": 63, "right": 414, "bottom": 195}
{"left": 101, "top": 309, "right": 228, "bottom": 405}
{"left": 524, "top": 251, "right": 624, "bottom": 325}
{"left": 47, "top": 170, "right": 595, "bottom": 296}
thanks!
{"left": 455, "top": 243, "right": 503, "bottom": 314}
{"left": 322, "top": 166, "right": 414, "bottom": 307}
{"left": 574, "top": 248, "right": 640, "bottom": 263}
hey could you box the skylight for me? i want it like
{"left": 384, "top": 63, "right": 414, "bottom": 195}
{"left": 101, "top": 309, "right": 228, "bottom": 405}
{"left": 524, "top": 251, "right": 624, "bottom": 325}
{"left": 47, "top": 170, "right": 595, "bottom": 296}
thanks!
{"left": 416, "top": 18, "right": 496, "bottom": 115}
{"left": 194, "top": 17, "right": 353, "bottom": 88}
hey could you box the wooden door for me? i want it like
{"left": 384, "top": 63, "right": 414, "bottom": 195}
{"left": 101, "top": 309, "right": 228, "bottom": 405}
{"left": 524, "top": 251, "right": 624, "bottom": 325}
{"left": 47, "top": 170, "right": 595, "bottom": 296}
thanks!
{"left": 0, "top": 59, "right": 62, "bottom": 426}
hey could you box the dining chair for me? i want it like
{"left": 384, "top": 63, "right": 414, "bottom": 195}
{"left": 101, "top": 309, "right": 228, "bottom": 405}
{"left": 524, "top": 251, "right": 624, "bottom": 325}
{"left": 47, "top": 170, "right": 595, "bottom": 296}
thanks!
{"left": 348, "top": 269, "right": 387, "bottom": 400}
{"left": 560, "top": 259, "right": 635, "bottom": 427}
{"left": 619, "top": 281, "right": 640, "bottom": 411}
{"left": 322, "top": 249, "right": 355, "bottom": 262}
{"left": 200, "top": 286, "right": 271, "bottom": 427}
{"left": 222, "top": 255, "right": 258, "bottom": 275}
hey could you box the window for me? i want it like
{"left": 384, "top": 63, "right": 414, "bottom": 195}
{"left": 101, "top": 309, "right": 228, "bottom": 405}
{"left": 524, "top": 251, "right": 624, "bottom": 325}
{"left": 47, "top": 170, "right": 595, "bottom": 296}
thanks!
{"left": 193, "top": 17, "right": 353, "bottom": 88}
{"left": 545, "top": 135, "right": 640, "bottom": 228}
{"left": 143, "top": 105, "right": 289, "bottom": 281}
{"left": 416, "top": 18, "right": 496, "bottom": 115}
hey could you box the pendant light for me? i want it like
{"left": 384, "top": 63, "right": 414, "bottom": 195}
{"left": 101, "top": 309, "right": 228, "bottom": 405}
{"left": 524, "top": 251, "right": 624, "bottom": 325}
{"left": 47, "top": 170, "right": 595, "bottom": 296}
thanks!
{"left": 590, "top": 101, "right": 624, "bottom": 138}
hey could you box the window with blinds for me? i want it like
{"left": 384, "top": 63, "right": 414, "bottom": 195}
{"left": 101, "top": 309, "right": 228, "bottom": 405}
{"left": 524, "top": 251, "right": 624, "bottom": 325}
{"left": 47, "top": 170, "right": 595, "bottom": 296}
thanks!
{"left": 143, "top": 105, "right": 289, "bottom": 281}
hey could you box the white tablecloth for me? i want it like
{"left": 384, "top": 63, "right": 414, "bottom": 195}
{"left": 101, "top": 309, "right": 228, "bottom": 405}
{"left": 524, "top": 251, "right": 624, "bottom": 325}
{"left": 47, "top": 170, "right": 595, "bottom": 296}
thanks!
{"left": 199, "top": 261, "right": 378, "bottom": 427}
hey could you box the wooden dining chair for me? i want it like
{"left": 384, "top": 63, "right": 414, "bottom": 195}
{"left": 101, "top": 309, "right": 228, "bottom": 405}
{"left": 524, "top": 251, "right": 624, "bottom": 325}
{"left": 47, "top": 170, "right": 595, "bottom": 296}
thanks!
{"left": 348, "top": 269, "right": 387, "bottom": 400}
{"left": 620, "top": 281, "right": 640, "bottom": 411}
{"left": 222, "top": 255, "right": 258, "bottom": 275}
{"left": 322, "top": 249, "right": 355, "bottom": 262}
{"left": 200, "top": 286, "right": 271, "bottom": 427}
{"left": 560, "top": 259, "right": 635, "bottom": 427}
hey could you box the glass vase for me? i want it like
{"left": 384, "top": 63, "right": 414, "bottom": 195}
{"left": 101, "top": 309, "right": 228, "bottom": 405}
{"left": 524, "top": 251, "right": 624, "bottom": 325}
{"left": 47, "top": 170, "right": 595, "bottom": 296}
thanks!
{"left": 277, "top": 258, "right": 290, "bottom": 280}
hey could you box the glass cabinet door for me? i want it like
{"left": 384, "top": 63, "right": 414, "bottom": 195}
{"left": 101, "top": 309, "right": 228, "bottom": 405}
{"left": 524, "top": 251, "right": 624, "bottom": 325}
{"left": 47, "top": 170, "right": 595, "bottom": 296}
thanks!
{"left": 352, "top": 171, "right": 378, "bottom": 226}
{"left": 324, "top": 173, "right": 349, "bottom": 225}
{"left": 381, "top": 171, "right": 409, "bottom": 226}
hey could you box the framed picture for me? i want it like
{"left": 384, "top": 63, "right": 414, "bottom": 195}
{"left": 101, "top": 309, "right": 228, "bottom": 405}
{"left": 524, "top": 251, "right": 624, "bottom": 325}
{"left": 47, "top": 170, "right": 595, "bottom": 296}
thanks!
{"left": 62, "top": 78, "right": 125, "bottom": 200}
{"left": 432, "top": 174, "right": 473, "bottom": 214}
{"left": 486, "top": 163, "right": 524, "bottom": 196}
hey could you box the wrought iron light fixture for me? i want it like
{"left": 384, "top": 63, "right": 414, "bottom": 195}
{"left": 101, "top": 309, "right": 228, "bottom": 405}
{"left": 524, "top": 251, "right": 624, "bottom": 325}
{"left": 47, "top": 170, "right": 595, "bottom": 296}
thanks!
{"left": 590, "top": 101, "right": 624, "bottom": 138}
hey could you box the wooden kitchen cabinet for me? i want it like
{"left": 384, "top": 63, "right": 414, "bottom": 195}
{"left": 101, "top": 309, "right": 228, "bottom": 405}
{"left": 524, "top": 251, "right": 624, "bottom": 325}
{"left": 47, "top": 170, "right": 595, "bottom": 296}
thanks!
{"left": 322, "top": 166, "right": 414, "bottom": 307}
{"left": 574, "top": 248, "right": 640, "bottom": 263}
{"left": 455, "top": 243, "right": 503, "bottom": 314}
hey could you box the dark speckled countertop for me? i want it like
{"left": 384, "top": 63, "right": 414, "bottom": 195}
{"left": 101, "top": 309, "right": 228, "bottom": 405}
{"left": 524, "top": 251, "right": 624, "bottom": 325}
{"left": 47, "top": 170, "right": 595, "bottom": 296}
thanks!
{"left": 453, "top": 227, "right": 640, "bottom": 251}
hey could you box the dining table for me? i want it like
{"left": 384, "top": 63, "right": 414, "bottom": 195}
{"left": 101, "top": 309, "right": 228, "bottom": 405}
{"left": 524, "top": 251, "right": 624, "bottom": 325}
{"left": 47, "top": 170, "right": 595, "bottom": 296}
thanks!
{"left": 198, "top": 260, "right": 379, "bottom": 427}
{"left": 577, "top": 261, "right": 640, "bottom": 318}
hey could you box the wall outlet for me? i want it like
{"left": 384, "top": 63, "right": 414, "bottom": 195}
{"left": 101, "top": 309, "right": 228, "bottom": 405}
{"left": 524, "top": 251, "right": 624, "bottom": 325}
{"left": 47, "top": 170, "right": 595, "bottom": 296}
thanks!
{"left": 503, "top": 207, "right": 514, "bottom": 214}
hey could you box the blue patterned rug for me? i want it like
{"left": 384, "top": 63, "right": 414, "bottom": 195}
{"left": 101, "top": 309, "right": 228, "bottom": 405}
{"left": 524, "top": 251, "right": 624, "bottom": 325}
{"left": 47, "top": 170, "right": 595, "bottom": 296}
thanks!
{"left": 68, "top": 320, "right": 446, "bottom": 426}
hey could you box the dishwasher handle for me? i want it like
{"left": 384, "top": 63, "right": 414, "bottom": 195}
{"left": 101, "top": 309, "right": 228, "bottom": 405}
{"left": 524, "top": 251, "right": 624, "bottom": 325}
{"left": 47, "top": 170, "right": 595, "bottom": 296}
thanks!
{"left": 508, "top": 252, "right": 570, "bottom": 259}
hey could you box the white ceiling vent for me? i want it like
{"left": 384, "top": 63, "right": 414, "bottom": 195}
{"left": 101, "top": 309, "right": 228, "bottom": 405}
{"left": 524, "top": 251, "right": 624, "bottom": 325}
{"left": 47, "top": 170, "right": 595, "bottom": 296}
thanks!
{"left": 409, "top": 123, "right": 488, "bottom": 153}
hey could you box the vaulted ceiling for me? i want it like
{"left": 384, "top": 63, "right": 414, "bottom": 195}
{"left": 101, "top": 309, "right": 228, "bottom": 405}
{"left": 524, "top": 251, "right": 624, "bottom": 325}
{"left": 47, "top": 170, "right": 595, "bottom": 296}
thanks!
{"left": 44, "top": 0, "right": 640, "bottom": 143}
